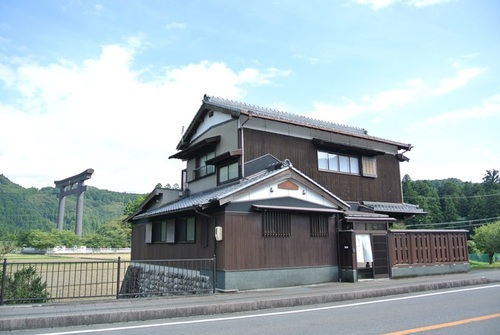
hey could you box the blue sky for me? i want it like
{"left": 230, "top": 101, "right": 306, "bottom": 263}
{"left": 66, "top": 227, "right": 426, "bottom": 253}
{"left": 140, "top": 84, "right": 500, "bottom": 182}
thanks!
{"left": 1, "top": 0, "right": 499, "bottom": 193}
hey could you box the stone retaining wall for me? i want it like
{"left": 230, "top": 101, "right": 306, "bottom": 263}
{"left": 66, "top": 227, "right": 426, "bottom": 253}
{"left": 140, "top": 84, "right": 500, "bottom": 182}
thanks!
{"left": 119, "top": 264, "right": 212, "bottom": 298}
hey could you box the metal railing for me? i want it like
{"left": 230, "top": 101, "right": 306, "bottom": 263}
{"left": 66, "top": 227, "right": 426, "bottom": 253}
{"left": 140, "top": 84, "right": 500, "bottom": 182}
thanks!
{"left": 0, "top": 257, "right": 215, "bottom": 305}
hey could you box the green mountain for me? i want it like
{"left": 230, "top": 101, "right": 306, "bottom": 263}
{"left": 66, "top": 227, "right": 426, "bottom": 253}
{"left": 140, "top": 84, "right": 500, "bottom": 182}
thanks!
{"left": 0, "top": 174, "right": 143, "bottom": 235}
{"left": 402, "top": 175, "right": 500, "bottom": 230}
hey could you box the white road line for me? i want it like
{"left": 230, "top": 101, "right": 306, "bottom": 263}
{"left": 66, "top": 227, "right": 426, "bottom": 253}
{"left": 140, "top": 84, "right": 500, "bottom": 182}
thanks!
{"left": 37, "top": 284, "right": 500, "bottom": 335}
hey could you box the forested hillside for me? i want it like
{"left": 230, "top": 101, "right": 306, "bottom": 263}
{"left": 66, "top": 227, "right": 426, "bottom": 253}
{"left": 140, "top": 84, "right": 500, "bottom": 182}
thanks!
{"left": 0, "top": 175, "right": 143, "bottom": 235}
{"left": 402, "top": 169, "right": 500, "bottom": 230}
{"left": 2, "top": 169, "right": 499, "bottom": 236}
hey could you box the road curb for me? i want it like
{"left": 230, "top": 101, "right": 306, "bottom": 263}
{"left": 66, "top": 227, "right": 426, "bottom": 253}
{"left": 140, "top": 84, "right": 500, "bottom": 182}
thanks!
{"left": 0, "top": 277, "right": 496, "bottom": 331}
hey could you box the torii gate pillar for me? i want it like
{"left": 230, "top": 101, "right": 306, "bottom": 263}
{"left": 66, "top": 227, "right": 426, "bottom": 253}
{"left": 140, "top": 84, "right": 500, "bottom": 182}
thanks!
{"left": 54, "top": 169, "right": 94, "bottom": 237}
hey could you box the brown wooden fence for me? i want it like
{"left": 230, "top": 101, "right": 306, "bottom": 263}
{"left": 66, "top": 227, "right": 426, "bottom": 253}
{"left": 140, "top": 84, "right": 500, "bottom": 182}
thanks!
{"left": 389, "top": 230, "right": 469, "bottom": 267}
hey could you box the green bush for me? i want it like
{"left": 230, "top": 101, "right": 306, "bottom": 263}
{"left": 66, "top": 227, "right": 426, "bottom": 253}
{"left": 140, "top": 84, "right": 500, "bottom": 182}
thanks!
{"left": 472, "top": 221, "right": 500, "bottom": 264}
{"left": 467, "top": 240, "right": 479, "bottom": 254}
{"left": 2, "top": 266, "right": 49, "bottom": 304}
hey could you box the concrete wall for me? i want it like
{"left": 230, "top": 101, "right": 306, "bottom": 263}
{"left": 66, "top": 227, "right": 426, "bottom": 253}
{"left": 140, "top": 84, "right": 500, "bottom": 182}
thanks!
{"left": 217, "top": 266, "right": 339, "bottom": 291}
{"left": 390, "top": 263, "right": 470, "bottom": 278}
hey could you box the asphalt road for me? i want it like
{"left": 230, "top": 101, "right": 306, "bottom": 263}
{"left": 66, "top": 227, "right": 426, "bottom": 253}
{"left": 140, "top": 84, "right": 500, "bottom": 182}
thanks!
{"left": 11, "top": 282, "right": 500, "bottom": 335}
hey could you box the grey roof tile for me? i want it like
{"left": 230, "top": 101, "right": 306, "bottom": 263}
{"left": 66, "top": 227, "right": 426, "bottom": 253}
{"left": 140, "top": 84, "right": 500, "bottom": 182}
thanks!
{"left": 203, "top": 95, "right": 367, "bottom": 136}
{"left": 202, "top": 95, "right": 412, "bottom": 150}
{"left": 134, "top": 167, "right": 279, "bottom": 219}
{"left": 363, "top": 201, "right": 426, "bottom": 214}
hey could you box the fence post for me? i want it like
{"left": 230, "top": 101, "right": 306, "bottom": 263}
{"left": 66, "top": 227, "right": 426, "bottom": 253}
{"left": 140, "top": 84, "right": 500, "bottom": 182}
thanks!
{"left": 1, "top": 259, "right": 7, "bottom": 305}
{"left": 116, "top": 257, "right": 121, "bottom": 299}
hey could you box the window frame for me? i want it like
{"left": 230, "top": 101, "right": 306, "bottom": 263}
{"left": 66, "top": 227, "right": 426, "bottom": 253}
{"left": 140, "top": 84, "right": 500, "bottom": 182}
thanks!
{"left": 361, "top": 156, "right": 377, "bottom": 178}
{"left": 218, "top": 161, "right": 239, "bottom": 184}
{"left": 147, "top": 217, "right": 196, "bottom": 244}
{"left": 194, "top": 151, "right": 215, "bottom": 179}
{"left": 317, "top": 150, "right": 360, "bottom": 176}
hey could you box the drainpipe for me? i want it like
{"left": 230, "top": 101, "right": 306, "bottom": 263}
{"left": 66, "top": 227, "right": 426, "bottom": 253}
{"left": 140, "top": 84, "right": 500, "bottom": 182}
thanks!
{"left": 192, "top": 206, "right": 218, "bottom": 293}
{"left": 240, "top": 113, "right": 252, "bottom": 178}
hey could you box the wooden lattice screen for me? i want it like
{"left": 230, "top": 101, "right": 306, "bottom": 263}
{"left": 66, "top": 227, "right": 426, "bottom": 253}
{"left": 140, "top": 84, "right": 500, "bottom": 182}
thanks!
{"left": 389, "top": 230, "right": 469, "bottom": 266}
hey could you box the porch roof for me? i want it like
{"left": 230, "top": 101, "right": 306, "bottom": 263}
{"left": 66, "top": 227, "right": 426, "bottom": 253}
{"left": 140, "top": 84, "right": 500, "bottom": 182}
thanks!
{"left": 132, "top": 169, "right": 274, "bottom": 219}
{"left": 131, "top": 159, "right": 349, "bottom": 220}
{"left": 362, "top": 201, "right": 426, "bottom": 215}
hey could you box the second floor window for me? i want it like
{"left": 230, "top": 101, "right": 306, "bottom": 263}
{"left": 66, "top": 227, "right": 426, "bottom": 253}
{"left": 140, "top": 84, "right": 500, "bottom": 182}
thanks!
{"left": 317, "top": 151, "right": 359, "bottom": 175}
{"left": 195, "top": 151, "right": 215, "bottom": 179}
{"left": 218, "top": 162, "right": 239, "bottom": 184}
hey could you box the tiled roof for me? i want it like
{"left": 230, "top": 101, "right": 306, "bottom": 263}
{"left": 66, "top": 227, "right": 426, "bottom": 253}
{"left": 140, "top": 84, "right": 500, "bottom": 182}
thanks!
{"left": 362, "top": 201, "right": 426, "bottom": 214}
{"left": 133, "top": 167, "right": 282, "bottom": 220}
{"left": 133, "top": 158, "right": 350, "bottom": 220}
{"left": 203, "top": 95, "right": 367, "bottom": 136}
{"left": 202, "top": 95, "right": 412, "bottom": 150}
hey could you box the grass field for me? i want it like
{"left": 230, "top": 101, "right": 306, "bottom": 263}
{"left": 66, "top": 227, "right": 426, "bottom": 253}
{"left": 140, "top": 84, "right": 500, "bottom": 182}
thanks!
{"left": 470, "top": 260, "right": 500, "bottom": 270}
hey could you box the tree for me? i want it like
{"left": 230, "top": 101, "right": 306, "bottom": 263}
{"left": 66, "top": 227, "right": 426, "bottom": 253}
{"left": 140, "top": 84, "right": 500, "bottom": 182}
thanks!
{"left": 482, "top": 169, "right": 499, "bottom": 185}
{"left": 82, "top": 220, "right": 131, "bottom": 248}
{"left": 0, "top": 231, "right": 20, "bottom": 258}
{"left": 402, "top": 175, "right": 417, "bottom": 202}
{"left": 408, "top": 180, "right": 443, "bottom": 228}
{"left": 96, "top": 220, "right": 131, "bottom": 248}
{"left": 472, "top": 221, "right": 500, "bottom": 264}
{"left": 51, "top": 229, "right": 82, "bottom": 247}
{"left": 24, "top": 230, "right": 58, "bottom": 249}
{"left": 123, "top": 195, "right": 146, "bottom": 216}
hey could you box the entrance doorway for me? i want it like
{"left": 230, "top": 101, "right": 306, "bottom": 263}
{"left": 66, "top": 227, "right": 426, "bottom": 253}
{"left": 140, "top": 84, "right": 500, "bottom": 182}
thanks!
{"left": 356, "top": 234, "right": 374, "bottom": 279}
{"left": 338, "top": 220, "right": 391, "bottom": 282}
{"left": 356, "top": 233, "right": 389, "bottom": 279}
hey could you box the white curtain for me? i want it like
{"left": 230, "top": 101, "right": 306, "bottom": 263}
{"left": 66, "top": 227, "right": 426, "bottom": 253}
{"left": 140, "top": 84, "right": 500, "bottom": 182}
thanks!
{"left": 356, "top": 234, "right": 373, "bottom": 263}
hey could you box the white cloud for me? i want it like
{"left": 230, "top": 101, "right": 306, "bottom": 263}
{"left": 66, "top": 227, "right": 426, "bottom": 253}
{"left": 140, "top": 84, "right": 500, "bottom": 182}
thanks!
{"left": 353, "top": 0, "right": 451, "bottom": 10}
{"left": 293, "top": 53, "right": 319, "bottom": 65}
{"left": 406, "top": 0, "right": 451, "bottom": 7}
{"left": 0, "top": 43, "right": 290, "bottom": 193}
{"left": 353, "top": 0, "right": 396, "bottom": 10}
{"left": 0, "top": 62, "right": 15, "bottom": 87}
{"left": 448, "top": 53, "right": 480, "bottom": 68}
{"left": 306, "top": 64, "right": 485, "bottom": 126}
{"left": 237, "top": 67, "right": 292, "bottom": 85}
{"left": 362, "top": 79, "right": 424, "bottom": 110}
{"left": 165, "top": 21, "right": 187, "bottom": 30}
{"left": 307, "top": 78, "right": 423, "bottom": 124}
{"left": 432, "top": 67, "right": 485, "bottom": 95}
{"left": 416, "top": 93, "right": 500, "bottom": 126}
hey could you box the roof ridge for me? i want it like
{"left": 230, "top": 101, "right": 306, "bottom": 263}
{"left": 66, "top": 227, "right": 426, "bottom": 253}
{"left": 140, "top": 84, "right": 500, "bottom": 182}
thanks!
{"left": 203, "top": 95, "right": 367, "bottom": 135}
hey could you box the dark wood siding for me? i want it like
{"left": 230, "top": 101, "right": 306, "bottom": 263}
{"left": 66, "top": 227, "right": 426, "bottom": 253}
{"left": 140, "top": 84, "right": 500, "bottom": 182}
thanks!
{"left": 222, "top": 212, "right": 337, "bottom": 270}
{"left": 243, "top": 128, "right": 403, "bottom": 203}
{"left": 131, "top": 215, "right": 218, "bottom": 261}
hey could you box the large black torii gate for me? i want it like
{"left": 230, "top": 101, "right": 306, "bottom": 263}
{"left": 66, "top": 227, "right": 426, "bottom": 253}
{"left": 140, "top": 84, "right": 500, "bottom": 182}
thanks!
{"left": 54, "top": 169, "right": 94, "bottom": 237}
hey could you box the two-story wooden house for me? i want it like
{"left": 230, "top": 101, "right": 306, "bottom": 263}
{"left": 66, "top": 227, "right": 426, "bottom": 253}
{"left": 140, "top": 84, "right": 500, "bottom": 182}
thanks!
{"left": 127, "top": 95, "right": 468, "bottom": 291}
